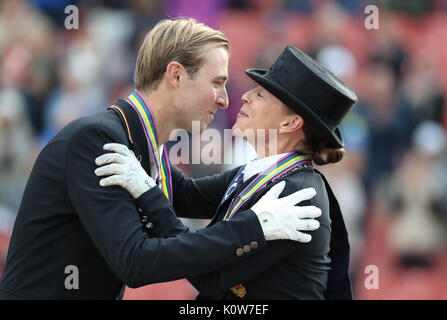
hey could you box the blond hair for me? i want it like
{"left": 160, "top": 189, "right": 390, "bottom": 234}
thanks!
{"left": 134, "top": 18, "right": 230, "bottom": 91}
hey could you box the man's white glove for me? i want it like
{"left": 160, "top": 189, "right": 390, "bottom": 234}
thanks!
{"left": 94, "top": 143, "right": 156, "bottom": 199}
{"left": 251, "top": 181, "right": 321, "bottom": 243}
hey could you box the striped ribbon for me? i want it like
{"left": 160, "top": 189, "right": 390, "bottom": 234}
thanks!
{"left": 110, "top": 105, "right": 134, "bottom": 144}
{"left": 123, "top": 89, "right": 173, "bottom": 203}
{"left": 223, "top": 152, "right": 312, "bottom": 221}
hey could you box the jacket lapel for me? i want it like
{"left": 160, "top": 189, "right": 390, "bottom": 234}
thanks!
{"left": 108, "top": 99, "right": 152, "bottom": 174}
{"left": 208, "top": 174, "right": 261, "bottom": 226}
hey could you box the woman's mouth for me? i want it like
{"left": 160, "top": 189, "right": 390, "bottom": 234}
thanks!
{"left": 237, "top": 110, "right": 248, "bottom": 118}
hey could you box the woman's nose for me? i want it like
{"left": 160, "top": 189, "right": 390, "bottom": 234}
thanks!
{"left": 241, "top": 91, "right": 249, "bottom": 104}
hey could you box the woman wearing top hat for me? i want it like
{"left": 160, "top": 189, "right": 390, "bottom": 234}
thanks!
{"left": 95, "top": 46, "right": 357, "bottom": 299}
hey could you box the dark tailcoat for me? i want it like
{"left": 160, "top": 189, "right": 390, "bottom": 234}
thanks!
{"left": 172, "top": 165, "right": 352, "bottom": 300}
{"left": 0, "top": 99, "right": 266, "bottom": 299}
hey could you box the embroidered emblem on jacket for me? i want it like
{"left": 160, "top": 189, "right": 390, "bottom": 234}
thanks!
{"left": 230, "top": 284, "right": 247, "bottom": 298}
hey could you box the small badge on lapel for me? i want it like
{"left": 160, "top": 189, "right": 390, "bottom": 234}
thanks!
{"left": 223, "top": 181, "right": 238, "bottom": 201}
{"left": 230, "top": 283, "right": 246, "bottom": 298}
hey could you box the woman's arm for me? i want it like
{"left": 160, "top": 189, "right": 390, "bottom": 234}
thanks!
{"left": 170, "top": 164, "right": 241, "bottom": 219}
{"left": 188, "top": 171, "right": 331, "bottom": 296}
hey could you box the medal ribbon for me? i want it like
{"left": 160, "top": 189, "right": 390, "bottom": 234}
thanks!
{"left": 223, "top": 152, "right": 312, "bottom": 221}
{"left": 226, "top": 152, "right": 311, "bottom": 298}
{"left": 124, "top": 89, "right": 173, "bottom": 203}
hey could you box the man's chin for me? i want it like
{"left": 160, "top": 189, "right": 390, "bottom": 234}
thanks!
{"left": 187, "top": 120, "right": 208, "bottom": 134}
{"left": 231, "top": 124, "right": 245, "bottom": 138}
{"left": 200, "top": 121, "right": 209, "bottom": 132}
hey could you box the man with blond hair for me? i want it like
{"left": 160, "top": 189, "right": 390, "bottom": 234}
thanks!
{"left": 0, "top": 18, "right": 321, "bottom": 300}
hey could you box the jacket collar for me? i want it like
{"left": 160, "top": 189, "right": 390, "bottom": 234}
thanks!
{"left": 108, "top": 99, "right": 152, "bottom": 174}
{"left": 243, "top": 153, "right": 288, "bottom": 182}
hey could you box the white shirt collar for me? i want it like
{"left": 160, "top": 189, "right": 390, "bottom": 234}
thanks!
{"left": 243, "top": 153, "right": 289, "bottom": 182}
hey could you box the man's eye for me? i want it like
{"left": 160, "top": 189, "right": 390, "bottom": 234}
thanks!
{"left": 257, "top": 92, "right": 263, "bottom": 98}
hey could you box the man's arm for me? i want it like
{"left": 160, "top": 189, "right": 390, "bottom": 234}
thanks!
{"left": 188, "top": 239, "right": 300, "bottom": 295}
{"left": 66, "top": 123, "right": 266, "bottom": 288}
{"left": 188, "top": 175, "right": 331, "bottom": 296}
{"left": 170, "top": 164, "right": 240, "bottom": 219}
{"left": 188, "top": 225, "right": 331, "bottom": 297}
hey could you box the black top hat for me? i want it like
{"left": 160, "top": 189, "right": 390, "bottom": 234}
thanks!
{"left": 246, "top": 46, "right": 358, "bottom": 148}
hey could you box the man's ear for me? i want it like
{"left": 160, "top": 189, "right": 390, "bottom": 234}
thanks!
{"left": 166, "top": 61, "right": 186, "bottom": 88}
{"left": 279, "top": 115, "right": 303, "bottom": 134}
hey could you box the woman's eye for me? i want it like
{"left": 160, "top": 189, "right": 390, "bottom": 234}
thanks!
{"left": 257, "top": 92, "right": 263, "bottom": 98}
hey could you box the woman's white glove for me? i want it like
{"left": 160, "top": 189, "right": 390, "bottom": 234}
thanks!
{"left": 251, "top": 181, "right": 321, "bottom": 243}
{"left": 94, "top": 143, "right": 156, "bottom": 199}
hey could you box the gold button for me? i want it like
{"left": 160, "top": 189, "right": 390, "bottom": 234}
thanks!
{"left": 236, "top": 248, "right": 244, "bottom": 256}
{"left": 250, "top": 241, "right": 258, "bottom": 249}
{"left": 243, "top": 245, "right": 251, "bottom": 253}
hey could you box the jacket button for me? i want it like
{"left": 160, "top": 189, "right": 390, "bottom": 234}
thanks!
{"left": 141, "top": 216, "right": 153, "bottom": 229}
{"left": 243, "top": 245, "right": 251, "bottom": 253}
{"left": 236, "top": 248, "right": 244, "bottom": 256}
{"left": 250, "top": 241, "right": 258, "bottom": 249}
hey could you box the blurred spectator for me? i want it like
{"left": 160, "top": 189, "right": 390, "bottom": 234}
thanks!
{"left": 40, "top": 29, "right": 105, "bottom": 145}
{"left": 385, "top": 0, "right": 434, "bottom": 16}
{"left": 316, "top": 44, "right": 357, "bottom": 84}
{"left": 398, "top": 51, "right": 445, "bottom": 132}
{"left": 129, "top": 0, "right": 164, "bottom": 50}
{"left": 0, "top": 0, "right": 56, "bottom": 135}
{"left": 165, "top": 0, "right": 228, "bottom": 27}
{"left": 360, "top": 58, "right": 411, "bottom": 194}
{"left": 430, "top": 148, "right": 447, "bottom": 231}
{"left": 0, "top": 88, "right": 36, "bottom": 214}
{"left": 40, "top": 6, "right": 138, "bottom": 144}
{"left": 385, "top": 121, "right": 447, "bottom": 268}
{"left": 285, "top": 0, "right": 313, "bottom": 13}
{"left": 308, "top": 1, "right": 350, "bottom": 54}
{"left": 367, "top": 10, "right": 406, "bottom": 82}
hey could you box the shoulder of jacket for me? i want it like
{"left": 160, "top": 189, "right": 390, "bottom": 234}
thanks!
{"left": 272, "top": 166, "right": 321, "bottom": 184}
{"left": 65, "top": 111, "right": 124, "bottom": 143}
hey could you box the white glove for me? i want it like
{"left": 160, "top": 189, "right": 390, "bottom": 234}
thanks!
{"left": 251, "top": 181, "right": 321, "bottom": 243}
{"left": 94, "top": 143, "right": 156, "bottom": 199}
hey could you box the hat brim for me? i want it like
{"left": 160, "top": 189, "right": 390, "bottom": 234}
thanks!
{"left": 245, "top": 68, "right": 344, "bottom": 148}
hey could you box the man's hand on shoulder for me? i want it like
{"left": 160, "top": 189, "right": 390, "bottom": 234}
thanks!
{"left": 94, "top": 143, "right": 156, "bottom": 199}
{"left": 251, "top": 181, "right": 321, "bottom": 243}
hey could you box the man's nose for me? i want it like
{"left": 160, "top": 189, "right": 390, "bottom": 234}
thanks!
{"left": 217, "top": 89, "right": 229, "bottom": 109}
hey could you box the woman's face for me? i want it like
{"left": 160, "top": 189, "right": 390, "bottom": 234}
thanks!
{"left": 232, "top": 85, "right": 290, "bottom": 139}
